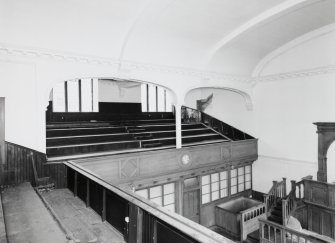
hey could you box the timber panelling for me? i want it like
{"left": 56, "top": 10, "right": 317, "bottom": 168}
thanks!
{"left": 1, "top": 141, "right": 66, "bottom": 188}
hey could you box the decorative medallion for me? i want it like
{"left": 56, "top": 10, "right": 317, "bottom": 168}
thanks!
{"left": 179, "top": 153, "right": 192, "bottom": 167}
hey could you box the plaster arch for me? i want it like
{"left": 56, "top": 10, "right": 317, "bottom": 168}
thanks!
{"left": 184, "top": 86, "right": 253, "bottom": 111}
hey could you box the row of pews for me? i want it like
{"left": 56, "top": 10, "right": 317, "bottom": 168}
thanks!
{"left": 46, "top": 114, "right": 228, "bottom": 160}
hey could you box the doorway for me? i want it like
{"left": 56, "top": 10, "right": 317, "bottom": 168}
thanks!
{"left": 182, "top": 177, "right": 200, "bottom": 223}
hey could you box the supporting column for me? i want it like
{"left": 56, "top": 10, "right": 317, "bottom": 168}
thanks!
{"left": 175, "top": 104, "right": 182, "bottom": 149}
{"left": 0, "top": 98, "right": 5, "bottom": 186}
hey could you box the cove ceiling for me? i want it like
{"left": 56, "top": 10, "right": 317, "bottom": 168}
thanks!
{"left": 1, "top": 0, "right": 335, "bottom": 77}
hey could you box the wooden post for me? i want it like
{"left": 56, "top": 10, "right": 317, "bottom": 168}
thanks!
{"left": 102, "top": 188, "right": 106, "bottom": 221}
{"left": 86, "top": 179, "right": 90, "bottom": 207}
{"left": 0, "top": 98, "right": 5, "bottom": 186}
{"left": 291, "top": 180, "right": 296, "bottom": 198}
{"left": 74, "top": 172, "right": 78, "bottom": 197}
{"left": 283, "top": 178, "right": 287, "bottom": 197}
{"left": 282, "top": 200, "right": 287, "bottom": 226}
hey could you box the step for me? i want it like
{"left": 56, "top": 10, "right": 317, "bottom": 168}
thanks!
{"left": 46, "top": 133, "right": 134, "bottom": 146}
{"left": 47, "top": 140, "right": 140, "bottom": 157}
{"left": 47, "top": 126, "right": 127, "bottom": 137}
{"left": 46, "top": 122, "right": 113, "bottom": 129}
{"left": 142, "top": 142, "right": 163, "bottom": 148}
{"left": 271, "top": 209, "right": 282, "bottom": 217}
{"left": 268, "top": 215, "right": 283, "bottom": 224}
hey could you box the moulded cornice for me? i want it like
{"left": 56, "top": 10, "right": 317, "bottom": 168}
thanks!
{"left": 0, "top": 44, "right": 251, "bottom": 83}
{"left": 251, "top": 65, "right": 335, "bottom": 84}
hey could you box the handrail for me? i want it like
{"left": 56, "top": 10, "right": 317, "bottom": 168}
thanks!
{"left": 259, "top": 218, "right": 334, "bottom": 243}
{"left": 264, "top": 178, "right": 287, "bottom": 213}
{"left": 181, "top": 106, "right": 255, "bottom": 141}
{"left": 65, "top": 161, "right": 233, "bottom": 243}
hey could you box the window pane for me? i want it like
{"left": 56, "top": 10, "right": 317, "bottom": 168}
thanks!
{"left": 157, "top": 87, "right": 165, "bottom": 112}
{"left": 211, "top": 173, "right": 219, "bottom": 183}
{"left": 220, "top": 171, "right": 227, "bottom": 180}
{"left": 164, "top": 183, "right": 174, "bottom": 194}
{"left": 220, "top": 180, "right": 227, "bottom": 189}
{"left": 148, "top": 85, "right": 157, "bottom": 112}
{"left": 212, "top": 191, "right": 219, "bottom": 201}
{"left": 165, "top": 90, "right": 172, "bottom": 112}
{"left": 238, "top": 175, "right": 244, "bottom": 183}
{"left": 231, "top": 177, "right": 237, "bottom": 186}
{"left": 141, "top": 83, "right": 147, "bottom": 112}
{"left": 151, "top": 197, "right": 162, "bottom": 206}
{"left": 81, "top": 78, "right": 93, "bottom": 112}
{"left": 149, "top": 186, "right": 162, "bottom": 199}
{"left": 245, "top": 165, "right": 251, "bottom": 173}
{"left": 164, "top": 194, "right": 175, "bottom": 205}
{"left": 231, "top": 169, "right": 237, "bottom": 177}
{"left": 211, "top": 182, "right": 219, "bottom": 192}
{"left": 136, "top": 189, "right": 148, "bottom": 199}
{"left": 202, "top": 194, "right": 210, "bottom": 204}
{"left": 52, "top": 83, "right": 65, "bottom": 112}
{"left": 67, "top": 80, "right": 79, "bottom": 112}
{"left": 231, "top": 186, "right": 237, "bottom": 195}
{"left": 246, "top": 174, "right": 251, "bottom": 182}
{"left": 238, "top": 183, "right": 245, "bottom": 192}
{"left": 201, "top": 175, "right": 210, "bottom": 185}
{"left": 238, "top": 167, "right": 244, "bottom": 175}
{"left": 220, "top": 188, "right": 228, "bottom": 198}
{"left": 246, "top": 181, "right": 251, "bottom": 190}
{"left": 202, "top": 185, "right": 210, "bottom": 194}
{"left": 92, "top": 78, "right": 99, "bottom": 112}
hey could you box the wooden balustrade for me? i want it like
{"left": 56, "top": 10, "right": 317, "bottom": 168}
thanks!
{"left": 264, "top": 178, "right": 287, "bottom": 213}
{"left": 259, "top": 218, "right": 333, "bottom": 243}
{"left": 240, "top": 203, "right": 267, "bottom": 240}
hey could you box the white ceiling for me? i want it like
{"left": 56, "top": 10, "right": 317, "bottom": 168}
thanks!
{"left": 1, "top": 0, "right": 334, "bottom": 77}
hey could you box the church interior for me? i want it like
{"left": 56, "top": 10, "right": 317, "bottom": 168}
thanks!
{"left": 1, "top": 0, "right": 335, "bottom": 242}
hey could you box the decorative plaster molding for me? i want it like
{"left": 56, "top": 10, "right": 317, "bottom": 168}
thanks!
{"left": 0, "top": 44, "right": 251, "bottom": 83}
{"left": 251, "top": 65, "right": 335, "bottom": 84}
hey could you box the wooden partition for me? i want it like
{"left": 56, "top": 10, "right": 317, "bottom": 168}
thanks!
{"left": 65, "top": 162, "right": 233, "bottom": 243}
{"left": 240, "top": 203, "right": 267, "bottom": 240}
{"left": 1, "top": 142, "right": 66, "bottom": 188}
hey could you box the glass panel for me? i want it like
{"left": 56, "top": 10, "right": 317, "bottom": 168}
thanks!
{"left": 246, "top": 173, "right": 251, "bottom": 182}
{"left": 211, "top": 182, "right": 219, "bottom": 192}
{"left": 220, "top": 188, "right": 228, "bottom": 198}
{"left": 231, "top": 186, "right": 237, "bottom": 195}
{"left": 149, "top": 186, "right": 162, "bottom": 199}
{"left": 246, "top": 181, "right": 251, "bottom": 190}
{"left": 238, "top": 175, "right": 245, "bottom": 183}
{"left": 245, "top": 165, "right": 251, "bottom": 173}
{"left": 164, "top": 194, "right": 175, "bottom": 205}
{"left": 141, "top": 83, "right": 147, "bottom": 112}
{"left": 151, "top": 196, "right": 162, "bottom": 206}
{"left": 231, "top": 177, "right": 237, "bottom": 186}
{"left": 157, "top": 86, "right": 165, "bottom": 112}
{"left": 220, "top": 171, "right": 227, "bottom": 180}
{"left": 164, "top": 204, "right": 175, "bottom": 212}
{"left": 148, "top": 85, "right": 157, "bottom": 112}
{"left": 231, "top": 169, "right": 237, "bottom": 177}
{"left": 92, "top": 78, "right": 99, "bottom": 112}
{"left": 238, "top": 167, "right": 244, "bottom": 175}
{"left": 67, "top": 80, "right": 79, "bottom": 112}
{"left": 81, "top": 78, "right": 93, "bottom": 112}
{"left": 238, "top": 183, "right": 245, "bottom": 192}
{"left": 136, "top": 189, "right": 148, "bottom": 199}
{"left": 212, "top": 191, "right": 219, "bottom": 201}
{"left": 201, "top": 175, "right": 210, "bottom": 185}
{"left": 202, "top": 194, "right": 210, "bottom": 204}
{"left": 202, "top": 185, "right": 210, "bottom": 194}
{"left": 211, "top": 173, "right": 219, "bottom": 182}
{"left": 220, "top": 180, "right": 227, "bottom": 189}
{"left": 163, "top": 183, "right": 174, "bottom": 194}
{"left": 52, "top": 82, "right": 65, "bottom": 112}
{"left": 165, "top": 90, "right": 172, "bottom": 112}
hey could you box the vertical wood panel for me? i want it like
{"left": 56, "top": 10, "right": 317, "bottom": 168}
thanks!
{"left": 0, "top": 141, "right": 66, "bottom": 188}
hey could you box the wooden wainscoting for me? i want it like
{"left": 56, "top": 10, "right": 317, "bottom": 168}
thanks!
{"left": 1, "top": 142, "right": 66, "bottom": 188}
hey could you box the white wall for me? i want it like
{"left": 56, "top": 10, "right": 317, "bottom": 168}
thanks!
{"left": 98, "top": 80, "right": 141, "bottom": 103}
{"left": 252, "top": 30, "right": 335, "bottom": 192}
{"left": 185, "top": 88, "right": 254, "bottom": 135}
